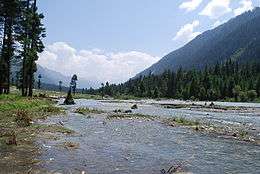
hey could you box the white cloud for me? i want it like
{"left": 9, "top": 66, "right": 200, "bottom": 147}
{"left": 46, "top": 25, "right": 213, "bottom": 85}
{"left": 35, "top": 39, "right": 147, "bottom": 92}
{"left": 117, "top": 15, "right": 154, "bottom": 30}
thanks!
{"left": 212, "top": 19, "right": 227, "bottom": 28}
{"left": 38, "top": 42, "right": 159, "bottom": 84}
{"left": 173, "top": 20, "right": 201, "bottom": 42}
{"left": 200, "top": 0, "right": 232, "bottom": 19}
{"left": 179, "top": 0, "right": 203, "bottom": 12}
{"left": 233, "top": 0, "right": 253, "bottom": 16}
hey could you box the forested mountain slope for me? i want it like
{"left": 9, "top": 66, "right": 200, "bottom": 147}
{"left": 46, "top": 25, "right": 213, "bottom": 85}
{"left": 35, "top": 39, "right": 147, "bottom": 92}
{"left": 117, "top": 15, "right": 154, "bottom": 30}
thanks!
{"left": 138, "top": 8, "right": 260, "bottom": 77}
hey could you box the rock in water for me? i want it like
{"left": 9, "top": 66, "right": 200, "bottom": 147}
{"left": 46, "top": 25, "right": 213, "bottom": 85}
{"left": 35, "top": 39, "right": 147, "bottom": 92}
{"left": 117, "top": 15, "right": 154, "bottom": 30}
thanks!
{"left": 131, "top": 104, "right": 138, "bottom": 109}
{"left": 63, "top": 89, "right": 75, "bottom": 105}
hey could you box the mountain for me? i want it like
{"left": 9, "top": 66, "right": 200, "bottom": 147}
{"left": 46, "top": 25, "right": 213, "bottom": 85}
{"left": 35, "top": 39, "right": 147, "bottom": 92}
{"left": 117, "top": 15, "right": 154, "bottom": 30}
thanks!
{"left": 11, "top": 64, "right": 100, "bottom": 89}
{"left": 138, "top": 8, "right": 260, "bottom": 77}
{"left": 36, "top": 65, "right": 100, "bottom": 89}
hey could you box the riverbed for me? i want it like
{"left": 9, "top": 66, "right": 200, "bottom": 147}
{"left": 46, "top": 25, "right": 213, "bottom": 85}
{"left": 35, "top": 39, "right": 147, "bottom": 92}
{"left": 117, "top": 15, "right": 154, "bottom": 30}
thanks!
{"left": 31, "top": 99, "right": 260, "bottom": 174}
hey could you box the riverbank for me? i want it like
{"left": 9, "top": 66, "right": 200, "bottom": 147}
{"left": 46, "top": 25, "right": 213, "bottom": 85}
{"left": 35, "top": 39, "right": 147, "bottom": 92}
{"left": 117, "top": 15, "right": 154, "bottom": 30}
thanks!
{"left": 0, "top": 94, "right": 73, "bottom": 173}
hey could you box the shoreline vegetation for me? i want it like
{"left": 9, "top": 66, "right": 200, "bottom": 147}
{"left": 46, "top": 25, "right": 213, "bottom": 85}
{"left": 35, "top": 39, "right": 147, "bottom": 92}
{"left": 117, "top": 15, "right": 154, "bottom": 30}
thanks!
{"left": 33, "top": 88, "right": 260, "bottom": 104}
{"left": 0, "top": 93, "right": 74, "bottom": 172}
{"left": 0, "top": 93, "right": 74, "bottom": 145}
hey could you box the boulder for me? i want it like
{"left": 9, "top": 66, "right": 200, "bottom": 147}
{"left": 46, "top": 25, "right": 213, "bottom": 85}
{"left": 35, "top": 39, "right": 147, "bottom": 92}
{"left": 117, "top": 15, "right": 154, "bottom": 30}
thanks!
{"left": 131, "top": 104, "right": 138, "bottom": 109}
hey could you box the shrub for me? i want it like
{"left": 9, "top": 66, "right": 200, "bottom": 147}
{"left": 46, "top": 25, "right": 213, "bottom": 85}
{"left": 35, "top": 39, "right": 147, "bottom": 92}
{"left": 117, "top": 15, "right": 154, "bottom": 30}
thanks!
{"left": 247, "top": 90, "right": 257, "bottom": 101}
{"left": 15, "top": 110, "right": 32, "bottom": 127}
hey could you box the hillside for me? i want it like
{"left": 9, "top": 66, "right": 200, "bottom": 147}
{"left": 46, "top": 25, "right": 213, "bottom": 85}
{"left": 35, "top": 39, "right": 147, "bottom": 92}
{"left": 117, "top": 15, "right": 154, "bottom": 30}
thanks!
{"left": 138, "top": 8, "right": 260, "bottom": 77}
{"left": 11, "top": 65, "right": 99, "bottom": 89}
{"left": 36, "top": 65, "right": 100, "bottom": 89}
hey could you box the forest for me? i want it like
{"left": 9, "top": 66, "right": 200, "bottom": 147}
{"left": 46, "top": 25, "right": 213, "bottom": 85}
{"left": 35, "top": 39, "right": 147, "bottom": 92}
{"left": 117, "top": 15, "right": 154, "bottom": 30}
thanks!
{"left": 0, "top": 0, "right": 45, "bottom": 96}
{"left": 88, "top": 60, "right": 260, "bottom": 102}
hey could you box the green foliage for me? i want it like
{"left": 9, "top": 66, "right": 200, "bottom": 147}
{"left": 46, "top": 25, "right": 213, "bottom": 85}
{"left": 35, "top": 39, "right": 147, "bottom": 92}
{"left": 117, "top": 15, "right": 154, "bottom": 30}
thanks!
{"left": 0, "top": 94, "right": 70, "bottom": 149}
{"left": 90, "top": 60, "right": 260, "bottom": 102}
{"left": 0, "top": 0, "right": 45, "bottom": 96}
{"left": 247, "top": 90, "right": 257, "bottom": 101}
{"left": 39, "top": 105, "right": 64, "bottom": 114}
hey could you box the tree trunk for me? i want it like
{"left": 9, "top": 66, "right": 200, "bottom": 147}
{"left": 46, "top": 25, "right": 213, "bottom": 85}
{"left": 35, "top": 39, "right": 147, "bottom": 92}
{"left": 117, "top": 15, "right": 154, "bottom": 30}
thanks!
{"left": 5, "top": 17, "right": 13, "bottom": 94}
{"left": 0, "top": 15, "right": 12, "bottom": 94}
{"left": 0, "top": 17, "right": 7, "bottom": 94}
{"left": 21, "top": 0, "right": 31, "bottom": 96}
{"left": 28, "top": 0, "right": 37, "bottom": 97}
{"left": 28, "top": 73, "right": 33, "bottom": 97}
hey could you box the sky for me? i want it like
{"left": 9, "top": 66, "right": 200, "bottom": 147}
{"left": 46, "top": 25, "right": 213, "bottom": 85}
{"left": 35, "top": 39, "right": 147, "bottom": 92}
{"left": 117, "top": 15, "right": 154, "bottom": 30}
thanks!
{"left": 37, "top": 0, "right": 260, "bottom": 85}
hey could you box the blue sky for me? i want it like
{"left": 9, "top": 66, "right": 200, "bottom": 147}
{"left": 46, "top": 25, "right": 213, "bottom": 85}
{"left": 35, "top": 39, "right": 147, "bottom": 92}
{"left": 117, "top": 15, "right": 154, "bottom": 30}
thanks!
{"left": 37, "top": 0, "right": 260, "bottom": 85}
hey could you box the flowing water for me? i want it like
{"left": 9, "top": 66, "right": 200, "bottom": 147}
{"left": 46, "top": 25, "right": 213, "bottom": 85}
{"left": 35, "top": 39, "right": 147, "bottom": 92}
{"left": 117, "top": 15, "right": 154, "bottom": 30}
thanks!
{"left": 36, "top": 99, "right": 260, "bottom": 174}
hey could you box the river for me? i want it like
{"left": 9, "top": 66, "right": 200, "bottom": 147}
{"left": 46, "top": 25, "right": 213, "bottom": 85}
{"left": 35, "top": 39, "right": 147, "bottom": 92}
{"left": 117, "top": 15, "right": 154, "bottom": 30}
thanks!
{"left": 36, "top": 99, "right": 260, "bottom": 174}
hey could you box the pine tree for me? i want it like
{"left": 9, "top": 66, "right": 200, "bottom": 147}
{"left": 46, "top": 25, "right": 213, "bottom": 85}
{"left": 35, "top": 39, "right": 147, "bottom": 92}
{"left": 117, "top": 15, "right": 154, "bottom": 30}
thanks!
{"left": 0, "top": 0, "right": 20, "bottom": 94}
{"left": 27, "top": 0, "right": 45, "bottom": 96}
{"left": 17, "top": 0, "right": 45, "bottom": 96}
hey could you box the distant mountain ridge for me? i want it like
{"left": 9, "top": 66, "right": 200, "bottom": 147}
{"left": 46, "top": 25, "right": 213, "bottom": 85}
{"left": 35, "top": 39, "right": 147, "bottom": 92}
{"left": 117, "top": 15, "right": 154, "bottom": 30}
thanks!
{"left": 36, "top": 65, "right": 100, "bottom": 89}
{"left": 11, "top": 64, "right": 100, "bottom": 89}
{"left": 138, "top": 8, "right": 260, "bottom": 77}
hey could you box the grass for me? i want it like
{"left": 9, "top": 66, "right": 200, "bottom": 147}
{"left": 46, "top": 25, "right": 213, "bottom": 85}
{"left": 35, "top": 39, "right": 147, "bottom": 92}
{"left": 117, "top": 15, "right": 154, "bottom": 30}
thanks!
{"left": 0, "top": 93, "right": 69, "bottom": 148}
{"left": 163, "top": 117, "right": 200, "bottom": 127}
{"left": 0, "top": 94, "right": 55, "bottom": 112}
{"left": 39, "top": 105, "right": 65, "bottom": 114}
{"left": 107, "top": 113, "right": 156, "bottom": 121}
{"left": 74, "top": 93, "right": 103, "bottom": 100}
{"left": 74, "top": 107, "right": 104, "bottom": 115}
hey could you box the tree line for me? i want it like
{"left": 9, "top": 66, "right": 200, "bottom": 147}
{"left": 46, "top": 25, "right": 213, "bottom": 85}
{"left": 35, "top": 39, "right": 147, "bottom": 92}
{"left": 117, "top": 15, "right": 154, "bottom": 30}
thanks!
{"left": 86, "top": 60, "right": 260, "bottom": 102}
{"left": 0, "top": 0, "right": 45, "bottom": 96}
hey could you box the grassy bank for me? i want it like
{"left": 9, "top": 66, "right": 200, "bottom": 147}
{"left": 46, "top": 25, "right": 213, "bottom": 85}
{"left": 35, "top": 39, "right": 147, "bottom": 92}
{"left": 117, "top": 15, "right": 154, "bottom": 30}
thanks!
{"left": 0, "top": 94, "right": 71, "bottom": 147}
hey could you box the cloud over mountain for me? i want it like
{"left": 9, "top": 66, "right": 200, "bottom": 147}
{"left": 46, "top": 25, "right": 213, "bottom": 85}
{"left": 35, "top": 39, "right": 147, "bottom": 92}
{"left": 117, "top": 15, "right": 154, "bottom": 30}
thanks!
{"left": 234, "top": 0, "right": 253, "bottom": 16}
{"left": 173, "top": 20, "right": 201, "bottom": 43}
{"left": 38, "top": 42, "right": 159, "bottom": 84}
{"left": 200, "top": 0, "right": 232, "bottom": 19}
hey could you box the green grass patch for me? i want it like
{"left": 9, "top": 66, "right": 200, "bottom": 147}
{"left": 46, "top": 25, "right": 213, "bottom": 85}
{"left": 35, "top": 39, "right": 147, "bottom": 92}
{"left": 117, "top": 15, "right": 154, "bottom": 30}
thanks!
{"left": 0, "top": 97, "right": 51, "bottom": 112}
{"left": 0, "top": 94, "right": 69, "bottom": 148}
{"left": 107, "top": 113, "right": 156, "bottom": 121}
{"left": 39, "top": 105, "right": 65, "bottom": 114}
{"left": 74, "top": 93, "right": 103, "bottom": 100}
{"left": 74, "top": 107, "right": 104, "bottom": 115}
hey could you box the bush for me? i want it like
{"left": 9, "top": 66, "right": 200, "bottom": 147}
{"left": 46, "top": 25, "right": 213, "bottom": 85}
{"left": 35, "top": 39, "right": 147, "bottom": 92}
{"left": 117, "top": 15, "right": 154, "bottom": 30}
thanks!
{"left": 15, "top": 110, "right": 32, "bottom": 127}
{"left": 239, "top": 91, "right": 247, "bottom": 102}
{"left": 247, "top": 90, "right": 257, "bottom": 101}
{"left": 40, "top": 106, "right": 62, "bottom": 114}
